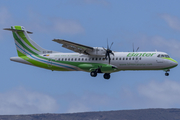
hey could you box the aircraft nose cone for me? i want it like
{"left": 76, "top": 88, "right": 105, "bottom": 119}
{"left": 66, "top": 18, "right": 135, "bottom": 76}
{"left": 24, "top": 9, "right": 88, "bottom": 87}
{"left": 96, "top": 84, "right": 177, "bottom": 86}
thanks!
{"left": 171, "top": 59, "right": 178, "bottom": 67}
{"left": 174, "top": 61, "right": 178, "bottom": 66}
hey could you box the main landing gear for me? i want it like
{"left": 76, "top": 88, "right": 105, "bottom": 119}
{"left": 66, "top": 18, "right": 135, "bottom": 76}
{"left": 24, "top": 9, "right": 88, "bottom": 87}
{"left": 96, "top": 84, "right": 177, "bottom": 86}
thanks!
{"left": 90, "top": 71, "right": 97, "bottom": 77}
{"left": 103, "top": 73, "right": 110, "bottom": 79}
{"left": 90, "top": 71, "right": 111, "bottom": 80}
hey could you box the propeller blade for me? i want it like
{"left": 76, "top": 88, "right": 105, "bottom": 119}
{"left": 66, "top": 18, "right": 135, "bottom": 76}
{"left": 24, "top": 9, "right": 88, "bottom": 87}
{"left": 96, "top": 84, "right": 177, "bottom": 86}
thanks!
{"left": 105, "top": 52, "right": 108, "bottom": 59}
{"left": 136, "top": 47, "right": 139, "bottom": 52}
{"left": 107, "top": 39, "right": 109, "bottom": 49}
{"left": 107, "top": 53, "right": 111, "bottom": 64}
{"left": 133, "top": 43, "right": 134, "bottom": 52}
{"left": 110, "top": 42, "right": 113, "bottom": 49}
{"left": 103, "top": 47, "right": 107, "bottom": 51}
{"left": 111, "top": 52, "right": 114, "bottom": 56}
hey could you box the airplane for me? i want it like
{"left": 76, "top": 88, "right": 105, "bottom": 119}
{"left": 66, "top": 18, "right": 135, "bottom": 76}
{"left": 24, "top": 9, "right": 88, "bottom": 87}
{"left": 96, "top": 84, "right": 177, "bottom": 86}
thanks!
{"left": 4, "top": 26, "right": 178, "bottom": 79}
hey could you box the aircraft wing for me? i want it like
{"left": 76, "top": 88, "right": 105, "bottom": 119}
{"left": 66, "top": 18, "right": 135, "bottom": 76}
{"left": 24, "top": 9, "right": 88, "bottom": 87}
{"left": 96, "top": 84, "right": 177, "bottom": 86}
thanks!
{"left": 52, "top": 39, "right": 94, "bottom": 55}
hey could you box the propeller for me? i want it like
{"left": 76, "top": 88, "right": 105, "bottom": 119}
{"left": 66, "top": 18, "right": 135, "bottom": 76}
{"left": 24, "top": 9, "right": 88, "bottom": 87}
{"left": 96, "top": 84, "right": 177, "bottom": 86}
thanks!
{"left": 103, "top": 39, "right": 114, "bottom": 64}
{"left": 132, "top": 43, "right": 139, "bottom": 52}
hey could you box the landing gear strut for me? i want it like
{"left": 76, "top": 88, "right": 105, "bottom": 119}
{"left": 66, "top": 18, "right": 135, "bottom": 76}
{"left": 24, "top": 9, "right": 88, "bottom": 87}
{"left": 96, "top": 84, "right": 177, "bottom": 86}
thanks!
{"left": 164, "top": 69, "right": 170, "bottom": 76}
{"left": 103, "top": 73, "right": 110, "bottom": 79}
{"left": 90, "top": 66, "right": 102, "bottom": 77}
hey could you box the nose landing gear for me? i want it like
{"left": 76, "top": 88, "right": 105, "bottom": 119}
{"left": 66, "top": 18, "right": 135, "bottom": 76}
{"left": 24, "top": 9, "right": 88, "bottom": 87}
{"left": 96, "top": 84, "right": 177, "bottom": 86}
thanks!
{"left": 165, "top": 72, "right": 169, "bottom": 76}
{"left": 164, "top": 69, "right": 170, "bottom": 76}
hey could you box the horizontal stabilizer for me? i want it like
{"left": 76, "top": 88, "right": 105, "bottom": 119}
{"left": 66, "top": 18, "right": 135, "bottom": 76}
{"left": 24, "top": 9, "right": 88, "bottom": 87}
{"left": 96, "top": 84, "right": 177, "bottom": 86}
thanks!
{"left": 3, "top": 28, "right": 33, "bottom": 34}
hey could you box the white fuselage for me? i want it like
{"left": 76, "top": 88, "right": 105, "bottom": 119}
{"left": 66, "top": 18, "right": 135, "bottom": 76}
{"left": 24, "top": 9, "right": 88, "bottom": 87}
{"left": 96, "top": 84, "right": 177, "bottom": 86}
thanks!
{"left": 35, "top": 51, "right": 177, "bottom": 72}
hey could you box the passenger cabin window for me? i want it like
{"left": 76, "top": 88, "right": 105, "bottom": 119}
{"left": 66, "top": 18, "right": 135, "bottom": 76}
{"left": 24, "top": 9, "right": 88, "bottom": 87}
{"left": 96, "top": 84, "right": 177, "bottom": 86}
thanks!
{"left": 71, "top": 58, "right": 73, "bottom": 61}
{"left": 119, "top": 58, "right": 121, "bottom": 60}
{"left": 116, "top": 58, "right": 118, "bottom": 60}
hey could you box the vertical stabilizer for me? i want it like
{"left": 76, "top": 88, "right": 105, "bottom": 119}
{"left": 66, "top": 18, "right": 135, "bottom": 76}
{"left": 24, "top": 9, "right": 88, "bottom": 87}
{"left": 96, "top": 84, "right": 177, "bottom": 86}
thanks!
{"left": 5, "top": 26, "right": 56, "bottom": 56}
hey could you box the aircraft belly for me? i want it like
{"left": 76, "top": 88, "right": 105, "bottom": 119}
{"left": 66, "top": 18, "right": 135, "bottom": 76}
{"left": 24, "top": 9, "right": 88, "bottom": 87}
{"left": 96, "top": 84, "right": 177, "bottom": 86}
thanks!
{"left": 115, "top": 59, "right": 164, "bottom": 70}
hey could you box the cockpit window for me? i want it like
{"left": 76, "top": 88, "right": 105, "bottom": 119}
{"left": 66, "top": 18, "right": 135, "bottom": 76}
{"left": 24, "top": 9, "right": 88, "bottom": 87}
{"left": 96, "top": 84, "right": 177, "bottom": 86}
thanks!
{"left": 157, "top": 54, "right": 170, "bottom": 58}
{"left": 165, "top": 55, "right": 170, "bottom": 58}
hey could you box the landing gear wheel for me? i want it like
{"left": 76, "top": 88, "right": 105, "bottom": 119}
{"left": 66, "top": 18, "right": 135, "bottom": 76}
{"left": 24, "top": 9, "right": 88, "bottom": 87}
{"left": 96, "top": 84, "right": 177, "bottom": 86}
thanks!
{"left": 103, "top": 73, "right": 110, "bottom": 79}
{"left": 165, "top": 73, "right": 169, "bottom": 76}
{"left": 90, "top": 71, "right": 97, "bottom": 77}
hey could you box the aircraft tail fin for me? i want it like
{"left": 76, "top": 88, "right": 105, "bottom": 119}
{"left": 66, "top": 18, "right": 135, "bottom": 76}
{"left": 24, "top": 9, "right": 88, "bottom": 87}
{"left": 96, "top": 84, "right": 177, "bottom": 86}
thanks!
{"left": 4, "top": 26, "right": 56, "bottom": 56}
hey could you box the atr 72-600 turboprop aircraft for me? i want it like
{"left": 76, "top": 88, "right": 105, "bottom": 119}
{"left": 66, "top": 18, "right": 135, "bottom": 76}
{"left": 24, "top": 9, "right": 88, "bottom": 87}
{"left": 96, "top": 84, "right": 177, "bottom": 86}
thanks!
{"left": 4, "top": 26, "right": 178, "bottom": 79}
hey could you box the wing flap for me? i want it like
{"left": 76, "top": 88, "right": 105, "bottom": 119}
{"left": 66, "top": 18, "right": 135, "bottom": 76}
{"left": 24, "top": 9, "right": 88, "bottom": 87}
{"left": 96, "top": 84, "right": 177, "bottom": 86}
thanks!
{"left": 53, "top": 39, "right": 94, "bottom": 55}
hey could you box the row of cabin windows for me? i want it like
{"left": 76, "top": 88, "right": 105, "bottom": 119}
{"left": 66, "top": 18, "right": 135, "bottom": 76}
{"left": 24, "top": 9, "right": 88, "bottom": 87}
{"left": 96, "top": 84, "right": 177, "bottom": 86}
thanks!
{"left": 56, "top": 57, "right": 142, "bottom": 61}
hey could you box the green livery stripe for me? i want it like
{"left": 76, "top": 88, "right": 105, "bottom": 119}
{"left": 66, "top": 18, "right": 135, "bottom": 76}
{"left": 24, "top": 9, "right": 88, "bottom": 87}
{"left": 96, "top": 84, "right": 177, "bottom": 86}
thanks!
{"left": 14, "top": 26, "right": 40, "bottom": 52}
{"left": 14, "top": 26, "right": 21, "bottom": 30}
{"left": 13, "top": 32, "right": 38, "bottom": 55}
{"left": 162, "top": 57, "right": 178, "bottom": 63}
{"left": 13, "top": 32, "right": 42, "bottom": 57}
{"left": 15, "top": 34, "right": 78, "bottom": 70}
{"left": 17, "top": 50, "right": 69, "bottom": 71}
{"left": 17, "top": 49, "right": 25, "bottom": 56}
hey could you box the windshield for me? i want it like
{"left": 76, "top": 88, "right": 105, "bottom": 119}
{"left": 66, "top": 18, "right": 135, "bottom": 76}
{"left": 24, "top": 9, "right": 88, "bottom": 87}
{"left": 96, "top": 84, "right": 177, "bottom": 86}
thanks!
{"left": 157, "top": 54, "right": 170, "bottom": 58}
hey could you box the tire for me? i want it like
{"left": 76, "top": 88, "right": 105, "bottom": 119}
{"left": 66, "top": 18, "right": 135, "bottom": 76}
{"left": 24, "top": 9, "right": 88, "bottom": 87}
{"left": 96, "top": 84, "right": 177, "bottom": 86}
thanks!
{"left": 103, "top": 73, "right": 110, "bottom": 79}
{"left": 90, "top": 71, "right": 97, "bottom": 77}
{"left": 165, "top": 73, "right": 169, "bottom": 76}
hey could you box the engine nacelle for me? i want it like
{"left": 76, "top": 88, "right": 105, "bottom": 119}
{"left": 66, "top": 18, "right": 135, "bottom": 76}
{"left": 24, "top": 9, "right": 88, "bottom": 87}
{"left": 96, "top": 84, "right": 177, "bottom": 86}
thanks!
{"left": 87, "top": 47, "right": 106, "bottom": 56}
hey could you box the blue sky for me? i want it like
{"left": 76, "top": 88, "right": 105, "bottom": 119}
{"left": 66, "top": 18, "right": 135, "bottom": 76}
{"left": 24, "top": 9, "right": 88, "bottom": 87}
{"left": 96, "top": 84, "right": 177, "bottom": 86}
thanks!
{"left": 1, "top": 0, "right": 180, "bottom": 114}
